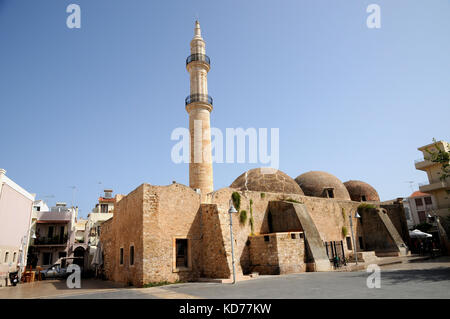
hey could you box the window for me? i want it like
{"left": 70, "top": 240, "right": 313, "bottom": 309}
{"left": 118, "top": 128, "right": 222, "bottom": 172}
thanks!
{"left": 101, "top": 204, "right": 108, "bottom": 213}
{"left": 291, "top": 233, "right": 296, "bottom": 239}
{"left": 43, "top": 252, "right": 52, "bottom": 265}
{"left": 97, "top": 226, "right": 101, "bottom": 237}
{"left": 415, "top": 198, "right": 423, "bottom": 207}
{"left": 13, "top": 252, "right": 17, "bottom": 263}
{"left": 48, "top": 226, "right": 54, "bottom": 238}
{"left": 418, "top": 211, "right": 426, "bottom": 223}
{"left": 175, "top": 239, "right": 188, "bottom": 268}
{"left": 129, "top": 246, "right": 134, "bottom": 266}
{"left": 119, "top": 248, "right": 124, "bottom": 265}
{"left": 325, "top": 188, "right": 334, "bottom": 198}
{"left": 346, "top": 237, "right": 352, "bottom": 250}
{"left": 4, "top": 252, "right": 9, "bottom": 263}
{"left": 264, "top": 236, "right": 270, "bottom": 242}
{"left": 424, "top": 197, "right": 432, "bottom": 205}
{"left": 361, "top": 195, "right": 367, "bottom": 202}
{"left": 358, "top": 237, "right": 364, "bottom": 250}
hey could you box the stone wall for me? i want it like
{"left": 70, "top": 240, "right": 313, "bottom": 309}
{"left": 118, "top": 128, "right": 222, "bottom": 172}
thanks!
{"left": 206, "top": 187, "right": 364, "bottom": 276}
{"left": 101, "top": 184, "right": 410, "bottom": 285}
{"left": 381, "top": 201, "right": 410, "bottom": 246}
{"left": 100, "top": 186, "right": 144, "bottom": 286}
{"left": 249, "top": 232, "right": 305, "bottom": 275}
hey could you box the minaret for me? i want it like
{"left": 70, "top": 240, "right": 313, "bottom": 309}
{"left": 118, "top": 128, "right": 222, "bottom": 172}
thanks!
{"left": 185, "top": 21, "right": 213, "bottom": 195}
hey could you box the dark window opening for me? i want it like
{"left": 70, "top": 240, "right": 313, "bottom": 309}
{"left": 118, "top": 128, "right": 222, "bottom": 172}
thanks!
{"left": 176, "top": 239, "right": 188, "bottom": 268}
{"left": 43, "top": 252, "right": 52, "bottom": 265}
{"left": 361, "top": 195, "right": 367, "bottom": 202}
{"left": 48, "top": 226, "right": 54, "bottom": 239}
{"left": 119, "top": 248, "right": 124, "bottom": 265}
{"left": 291, "top": 233, "right": 296, "bottom": 239}
{"left": 325, "top": 188, "right": 334, "bottom": 198}
{"left": 415, "top": 198, "right": 423, "bottom": 207}
{"left": 264, "top": 236, "right": 270, "bottom": 242}
{"left": 299, "top": 233, "right": 304, "bottom": 238}
{"left": 101, "top": 204, "right": 108, "bottom": 213}
{"left": 424, "top": 197, "right": 432, "bottom": 205}
{"left": 346, "top": 237, "right": 353, "bottom": 250}
{"left": 358, "top": 237, "right": 364, "bottom": 250}
{"left": 129, "top": 246, "right": 134, "bottom": 266}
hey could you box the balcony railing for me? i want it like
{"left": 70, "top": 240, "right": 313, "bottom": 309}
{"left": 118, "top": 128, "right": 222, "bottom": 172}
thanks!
{"left": 186, "top": 53, "right": 210, "bottom": 66}
{"left": 185, "top": 94, "right": 213, "bottom": 106}
{"left": 33, "top": 235, "right": 68, "bottom": 246}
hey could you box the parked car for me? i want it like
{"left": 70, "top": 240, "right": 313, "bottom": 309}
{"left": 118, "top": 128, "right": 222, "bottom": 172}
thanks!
{"left": 40, "top": 257, "right": 83, "bottom": 280}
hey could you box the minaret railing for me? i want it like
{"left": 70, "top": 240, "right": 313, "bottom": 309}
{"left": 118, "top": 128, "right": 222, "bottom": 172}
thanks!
{"left": 186, "top": 53, "right": 211, "bottom": 66}
{"left": 185, "top": 94, "right": 213, "bottom": 106}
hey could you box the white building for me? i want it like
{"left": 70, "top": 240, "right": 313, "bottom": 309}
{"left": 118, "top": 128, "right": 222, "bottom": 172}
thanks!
{"left": 0, "top": 169, "right": 35, "bottom": 286}
{"left": 28, "top": 203, "right": 80, "bottom": 268}
{"left": 403, "top": 191, "right": 437, "bottom": 229}
{"left": 85, "top": 190, "right": 114, "bottom": 270}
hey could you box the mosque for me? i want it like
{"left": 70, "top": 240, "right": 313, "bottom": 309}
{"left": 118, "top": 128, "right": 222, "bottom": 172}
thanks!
{"left": 101, "top": 22, "right": 409, "bottom": 286}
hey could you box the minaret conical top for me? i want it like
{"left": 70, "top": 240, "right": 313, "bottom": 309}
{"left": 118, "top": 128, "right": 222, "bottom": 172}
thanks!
{"left": 194, "top": 20, "right": 202, "bottom": 39}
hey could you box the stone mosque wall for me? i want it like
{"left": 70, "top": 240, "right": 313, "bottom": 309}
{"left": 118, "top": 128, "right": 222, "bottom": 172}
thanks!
{"left": 101, "top": 183, "right": 408, "bottom": 286}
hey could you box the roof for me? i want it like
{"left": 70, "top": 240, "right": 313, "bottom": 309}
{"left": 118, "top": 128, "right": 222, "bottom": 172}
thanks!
{"left": 410, "top": 191, "right": 431, "bottom": 198}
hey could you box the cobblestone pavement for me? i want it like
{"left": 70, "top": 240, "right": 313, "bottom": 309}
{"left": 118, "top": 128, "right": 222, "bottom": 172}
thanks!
{"left": 1, "top": 257, "right": 449, "bottom": 299}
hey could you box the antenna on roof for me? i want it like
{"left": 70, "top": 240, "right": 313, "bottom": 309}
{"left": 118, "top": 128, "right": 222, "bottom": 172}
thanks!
{"left": 405, "top": 181, "right": 415, "bottom": 193}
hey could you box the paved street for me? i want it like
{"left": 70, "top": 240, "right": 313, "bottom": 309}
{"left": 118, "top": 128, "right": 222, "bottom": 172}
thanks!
{"left": 1, "top": 257, "right": 449, "bottom": 299}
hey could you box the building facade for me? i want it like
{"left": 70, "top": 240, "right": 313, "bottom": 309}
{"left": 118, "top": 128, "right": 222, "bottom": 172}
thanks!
{"left": 415, "top": 140, "right": 450, "bottom": 219}
{"left": 403, "top": 191, "right": 437, "bottom": 229}
{"left": 85, "top": 190, "right": 114, "bottom": 270}
{"left": 0, "top": 169, "right": 35, "bottom": 286}
{"left": 27, "top": 203, "right": 78, "bottom": 268}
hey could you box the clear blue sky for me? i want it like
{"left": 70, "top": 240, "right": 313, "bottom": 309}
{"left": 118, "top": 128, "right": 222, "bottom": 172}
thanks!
{"left": 1, "top": 0, "right": 449, "bottom": 218}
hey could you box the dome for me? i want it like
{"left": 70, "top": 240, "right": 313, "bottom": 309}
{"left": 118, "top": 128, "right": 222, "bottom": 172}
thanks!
{"left": 294, "top": 171, "right": 351, "bottom": 200}
{"left": 343, "top": 180, "right": 380, "bottom": 202}
{"left": 230, "top": 168, "right": 304, "bottom": 195}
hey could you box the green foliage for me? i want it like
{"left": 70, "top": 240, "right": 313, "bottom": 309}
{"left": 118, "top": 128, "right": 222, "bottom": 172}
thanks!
{"left": 357, "top": 203, "right": 377, "bottom": 213}
{"left": 341, "top": 208, "right": 346, "bottom": 221}
{"left": 342, "top": 226, "right": 348, "bottom": 237}
{"left": 232, "top": 192, "right": 241, "bottom": 211}
{"left": 260, "top": 193, "right": 265, "bottom": 198}
{"left": 239, "top": 210, "right": 248, "bottom": 225}
{"left": 425, "top": 138, "right": 450, "bottom": 181}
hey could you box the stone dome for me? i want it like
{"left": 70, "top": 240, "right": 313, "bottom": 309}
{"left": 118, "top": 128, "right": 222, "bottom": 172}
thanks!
{"left": 230, "top": 168, "right": 304, "bottom": 195}
{"left": 343, "top": 180, "right": 380, "bottom": 202}
{"left": 294, "top": 171, "right": 351, "bottom": 200}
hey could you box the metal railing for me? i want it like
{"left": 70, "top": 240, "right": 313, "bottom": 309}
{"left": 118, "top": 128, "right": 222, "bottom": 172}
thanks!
{"left": 185, "top": 94, "right": 213, "bottom": 106}
{"left": 33, "top": 236, "right": 68, "bottom": 245}
{"left": 186, "top": 53, "right": 210, "bottom": 66}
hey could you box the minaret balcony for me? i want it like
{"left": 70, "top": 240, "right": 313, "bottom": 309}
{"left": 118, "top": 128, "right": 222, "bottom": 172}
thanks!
{"left": 185, "top": 94, "right": 213, "bottom": 106}
{"left": 186, "top": 53, "right": 211, "bottom": 66}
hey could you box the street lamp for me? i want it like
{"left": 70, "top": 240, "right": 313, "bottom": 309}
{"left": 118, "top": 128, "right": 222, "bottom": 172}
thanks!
{"left": 349, "top": 210, "right": 361, "bottom": 265}
{"left": 228, "top": 200, "right": 238, "bottom": 284}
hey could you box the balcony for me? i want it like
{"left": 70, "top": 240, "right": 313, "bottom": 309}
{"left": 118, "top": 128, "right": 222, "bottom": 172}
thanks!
{"left": 414, "top": 158, "right": 436, "bottom": 171}
{"left": 185, "top": 94, "right": 213, "bottom": 106}
{"left": 33, "top": 235, "right": 68, "bottom": 246}
{"left": 36, "top": 211, "right": 72, "bottom": 223}
{"left": 186, "top": 53, "right": 210, "bottom": 66}
{"left": 419, "top": 180, "right": 449, "bottom": 193}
